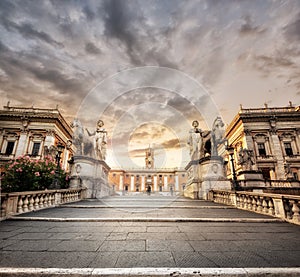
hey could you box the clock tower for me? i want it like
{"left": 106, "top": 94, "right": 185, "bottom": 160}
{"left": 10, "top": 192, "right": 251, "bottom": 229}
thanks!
{"left": 145, "top": 146, "right": 154, "bottom": 169}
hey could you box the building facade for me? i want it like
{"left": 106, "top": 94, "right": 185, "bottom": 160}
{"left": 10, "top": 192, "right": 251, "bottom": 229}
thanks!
{"left": 224, "top": 104, "right": 300, "bottom": 181}
{"left": 109, "top": 168, "right": 187, "bottom": 194}
{"left": 0, "top": 104, "right": 74, "bottom": 171}
{"left": 109, "top": 147, "right": 187, "bottom": 194}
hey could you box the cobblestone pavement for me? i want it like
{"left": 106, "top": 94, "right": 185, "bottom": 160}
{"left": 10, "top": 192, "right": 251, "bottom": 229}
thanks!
{"left": 0, "top": 194, "right": 300, "bottom": 274}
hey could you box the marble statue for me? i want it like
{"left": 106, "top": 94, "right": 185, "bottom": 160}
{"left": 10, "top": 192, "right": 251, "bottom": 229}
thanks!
{"left": 86, "top": 120, "right": 107, "bottom": 160}
{"left": 71, "top": 118, "right": 93, "bottom": 156}
{"left": 188, "top": 120, "right": 203, "bottom": 160}
{"left": 211, "top": 116, "right": 225, "bottom": 156}
{"left": 237, "top": 146, "right": 255, "bottom": 170}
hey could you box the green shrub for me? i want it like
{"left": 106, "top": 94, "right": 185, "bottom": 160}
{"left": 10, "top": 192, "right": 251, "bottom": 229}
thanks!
{"left": 1, "top": 155, "right": 69, "bottom": 193}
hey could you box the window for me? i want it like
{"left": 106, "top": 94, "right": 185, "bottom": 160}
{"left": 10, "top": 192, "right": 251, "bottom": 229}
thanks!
{"left": 32, "top": 142, "right": 41, "bottom": 156}
{"left": 284, "top": 142, "right": 293, "bottom": 156}
{"left": 5, "top": 141, "right": 15, "bottom": 155}
{"left": 293, "top": 172, "right": 298, "bottom": 180}
{"left": 257, "top": 143, "right": 266, "bottom": 156}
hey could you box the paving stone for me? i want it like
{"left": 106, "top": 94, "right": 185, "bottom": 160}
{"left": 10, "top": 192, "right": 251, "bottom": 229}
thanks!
{"left": 114, "top": 226, "right": 147, "bottom": 233}
{"left": 202, "top": 251, "right": 272, "bottom": 267}
{"left": 201, "top": 232, "right": 244, "bottom": 241}
{"left": 116, "top": 251, "right": 175, "bottom": 267}
{"left": 172, "top": 251, "right": 217, "bottom": 267}
{"left": 88, "top": 252, "right": 120, "bottom": 268}
{"left": 232, "top": 240, "right": 284, "bottom": 252}
{"left": 147, "top": 226, "right": 180, "bottom": 233}
{"left": 0, "top": 239, "right": 17, "bottom": 249}
{"left": 0, "top": 251, "right": 97, "bottom": 268}
{"left": 85, "top": 233, "right": 111, "bottom": 241}
{"left": 258, "top": 251, "right": 300, "bottom": 267}
{"left": 106, "top": 232, "right": 128, "bottom": 240}
{"left": 146, "top": 239, "right": 194, "bottom": 252}
{"left": 48, "top": 232, "right": 88, "bottom": 240}
{"left": 3, "top": 239, "right": 61, "bottom": 251}
{"left": 190, "top": 240, "right": 242, "bottom": 252}
{"left": 48, "top": 240, "right": 104, "bottom": 252}
{"left": 8, "top": 232, "right": 54, "bottom": 240}
{"left": 185, "top": 232, "right": 207, "bottom": 241}
{"left": 98, "top": 240, "right": 146, "bottom": 252}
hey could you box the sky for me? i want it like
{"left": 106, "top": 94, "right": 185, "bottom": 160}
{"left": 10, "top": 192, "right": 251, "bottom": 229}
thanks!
{"left": 0, "top": 0, "right": 300, "bottom": 169}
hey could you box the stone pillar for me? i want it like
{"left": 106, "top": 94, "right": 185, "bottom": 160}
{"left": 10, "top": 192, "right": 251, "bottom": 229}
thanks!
{"left": 119, "top": 175, "right": 123, "bottom": 191}
{"left": 164, "top": 175, "right": 168, "bottom": 191}
{"left": 15, "top": 133, "right": 27, "bottom": 157}
{"left": 130, "top": 175, "right": 135, "bottom": 192}
{"left": 154, "top": 175, "right": 158, "bottom": 191}
{"left": 271, "top": 134, "right": 285, "bottom": 179}
{"left": 141, "top": 176, "right": 145, "bottom": 191}
{"left": 175, "top": 175, "right": 179, "bottom": 191}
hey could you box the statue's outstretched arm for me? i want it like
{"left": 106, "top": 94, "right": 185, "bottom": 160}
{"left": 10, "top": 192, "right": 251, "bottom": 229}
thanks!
{"left": 85, "top": 128, "right": 94, "bottom": 136}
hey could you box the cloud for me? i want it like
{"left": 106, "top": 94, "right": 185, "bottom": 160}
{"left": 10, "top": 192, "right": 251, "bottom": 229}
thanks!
{"left": 239, "top": 15, "right": 266, "bottom": 36}
{"left": 284, "top": 13, "right": 300, "bottom": 41}
{"left": 85, "top": 42, "right": 101, "bottom": 55}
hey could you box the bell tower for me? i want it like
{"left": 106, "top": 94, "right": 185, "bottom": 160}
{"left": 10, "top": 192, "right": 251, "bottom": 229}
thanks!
{"left": 145, "top": 145, "right": 154, "bottom": 169}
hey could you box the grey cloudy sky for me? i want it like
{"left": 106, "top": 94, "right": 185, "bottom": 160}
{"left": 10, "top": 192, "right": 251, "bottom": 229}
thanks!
{"left": 0, "top": 0, "right": 299, "bottom": 168}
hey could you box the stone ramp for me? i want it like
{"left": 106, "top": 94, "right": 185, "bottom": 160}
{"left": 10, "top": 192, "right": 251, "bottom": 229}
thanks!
{"left": 1, "top": 195, "right": 300, "bottom": 276}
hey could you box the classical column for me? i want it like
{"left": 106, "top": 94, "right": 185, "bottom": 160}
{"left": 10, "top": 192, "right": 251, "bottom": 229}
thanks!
{"left": 164, "top": 175, "right": 168, "bottom": 191}
{"left": 141, "top": 176, "right": 145, "bottom": 191}
{"left": 153, "top": 175, "right": 158, "bottom": 191}
{"left": 175, "top": 174, "right": 179, "bottom": 191}
{"left": 130, "top": 175, "right": 135, "bottom": 191}
{"left": 119, "top": 175, "right": 124, "bottom": 191}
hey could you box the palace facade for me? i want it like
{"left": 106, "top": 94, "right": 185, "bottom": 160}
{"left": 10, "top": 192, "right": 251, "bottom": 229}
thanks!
{"left": 224, "top": 103, "right": 300, "bottom": 181}
{"left": 108, "top": 146, "right": 187, "bottom": 194}
{"left": 0, "top": 104, "right": 74, "bottom": 172}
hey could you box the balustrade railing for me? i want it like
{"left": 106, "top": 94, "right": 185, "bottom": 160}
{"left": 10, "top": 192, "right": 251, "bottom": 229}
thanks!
{"left": 1, "top": 188, "right": 86, "bottom": 220}
{"left": 208, "top": 190, "right": 300, "bottom": 225}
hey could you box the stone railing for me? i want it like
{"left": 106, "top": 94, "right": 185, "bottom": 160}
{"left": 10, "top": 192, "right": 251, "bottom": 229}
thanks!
{"left": 0, "top": 188, "right": 86, "bottom": 220}
{"left": 208, "top": 190, "right": 300, "bottom": 225}
{"left": 237, "top": 179, "right": 300, "bottom": 188}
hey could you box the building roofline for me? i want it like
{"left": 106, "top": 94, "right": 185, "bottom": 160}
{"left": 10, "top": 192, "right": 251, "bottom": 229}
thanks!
{"left": 225, "top": 104, "right": 300, "bottom": 136}
{"left": 0, "top": 105, "right": 73, "bottom": 137}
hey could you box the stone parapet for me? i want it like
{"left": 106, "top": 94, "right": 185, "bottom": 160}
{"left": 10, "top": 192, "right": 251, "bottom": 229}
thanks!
{"left": 0, "top": 187, "right": 86, "bottom": 220}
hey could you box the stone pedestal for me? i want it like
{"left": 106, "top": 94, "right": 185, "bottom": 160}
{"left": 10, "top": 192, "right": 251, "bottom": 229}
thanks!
{"left": 185, "top": 156, "right": 231, "bottom": 200}
{"left": 199, "top": 157, "right": 231, "bottom": 200}
{"left": 237, "top": 170, "right": 265, "bottom": 187}
{"left": 69, "top": 155, "right": 111, "bottom": 199}
{"left": 184, "top": 160, "right": 200, "bottom": 199}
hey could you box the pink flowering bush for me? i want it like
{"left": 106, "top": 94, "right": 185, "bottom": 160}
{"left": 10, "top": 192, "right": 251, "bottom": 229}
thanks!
{"left": 1, "top": 155, "right": 69, "bottom": 192}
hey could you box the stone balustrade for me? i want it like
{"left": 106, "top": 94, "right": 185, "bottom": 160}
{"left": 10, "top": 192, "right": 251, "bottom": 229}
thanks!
{"left": 208, "top": 190, "right": 300, "bottom": 225}
{"left": 1, "top": 188, "right": 86, "bottom": 220}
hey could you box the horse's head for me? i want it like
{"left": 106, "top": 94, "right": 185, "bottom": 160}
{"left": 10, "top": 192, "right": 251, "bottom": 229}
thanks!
{"left": 71, "top": 118, "right": 81, "bottom": 128}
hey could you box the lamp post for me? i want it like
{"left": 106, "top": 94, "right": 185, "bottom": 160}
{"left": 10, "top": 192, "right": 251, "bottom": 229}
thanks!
{"left": 52, "top": 143, "right": 64, "bottom": 189}
{"left": 227, "top": 146, "right": 238, "bottom": 190}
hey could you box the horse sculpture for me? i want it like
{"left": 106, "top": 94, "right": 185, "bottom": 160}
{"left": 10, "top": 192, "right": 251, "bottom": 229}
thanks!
{"left": 71, "top": 118, "right": 93, "bottom": 157}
